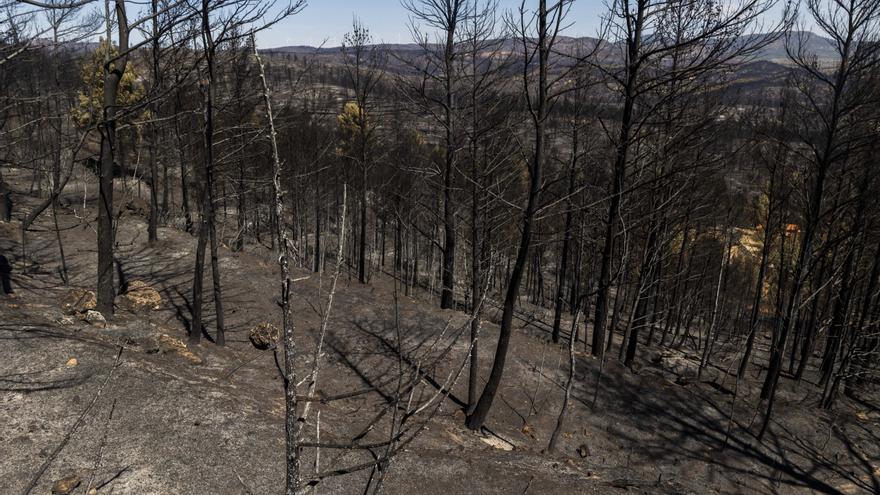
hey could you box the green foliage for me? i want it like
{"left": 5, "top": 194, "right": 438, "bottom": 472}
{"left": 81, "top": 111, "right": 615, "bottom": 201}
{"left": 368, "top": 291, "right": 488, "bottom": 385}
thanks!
{"left": 337, "top": 101, "right": 369, "bottom": 135}
{"left": 336, "top": 101, "right": 372, "bottom": 161}
{"left": 73, "top": 40, "right": 145, "bottom": 127}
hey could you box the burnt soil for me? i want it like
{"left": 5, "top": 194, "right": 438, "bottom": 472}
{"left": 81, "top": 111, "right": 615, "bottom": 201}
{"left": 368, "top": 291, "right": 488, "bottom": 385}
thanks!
{"left": 1, "top": 166, "right": 879, "bottom": 495}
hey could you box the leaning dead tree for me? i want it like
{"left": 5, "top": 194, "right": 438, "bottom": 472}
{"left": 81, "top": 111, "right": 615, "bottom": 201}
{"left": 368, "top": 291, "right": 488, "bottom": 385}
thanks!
{"left": 251, "top": 9, "right": 307, "bottom": 487}
{"left": 466, "top": 0, "right": 575, "bottom": 431}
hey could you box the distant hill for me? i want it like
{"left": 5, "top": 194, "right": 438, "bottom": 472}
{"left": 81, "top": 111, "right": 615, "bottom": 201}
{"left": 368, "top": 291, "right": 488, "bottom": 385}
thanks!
{"left": 264, "top": 32, "right": 837, "bottom": 102}
{"left": 266, "top": 31, "right": 839, "bottom": 65}
{"left": 749, "top": 31, "right": 840, "bottom": 63}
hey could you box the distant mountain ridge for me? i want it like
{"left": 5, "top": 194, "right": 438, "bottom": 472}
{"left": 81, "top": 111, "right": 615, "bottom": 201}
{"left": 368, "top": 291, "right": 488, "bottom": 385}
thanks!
{"left": 266, "top": 31, "right": 839, "bottom": 64}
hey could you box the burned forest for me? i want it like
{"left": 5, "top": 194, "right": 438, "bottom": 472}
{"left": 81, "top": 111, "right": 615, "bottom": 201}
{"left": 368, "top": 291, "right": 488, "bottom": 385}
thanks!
{"left": 1, "top": 0, "right": 880, "bottom": 493}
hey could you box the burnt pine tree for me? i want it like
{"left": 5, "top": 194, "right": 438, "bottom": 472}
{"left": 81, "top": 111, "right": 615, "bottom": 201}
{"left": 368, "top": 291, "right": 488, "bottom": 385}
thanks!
{"left": 341, "top": 19, "right": 384, "bottom": 285}
{"left": 467, "top": 0, "right": 572, "bottom": 430}
{"left": 97, "top": 0, "right": 130, "bottom": 317}
{"left": 401, "top": 0, "right": 468, "bottom": 309}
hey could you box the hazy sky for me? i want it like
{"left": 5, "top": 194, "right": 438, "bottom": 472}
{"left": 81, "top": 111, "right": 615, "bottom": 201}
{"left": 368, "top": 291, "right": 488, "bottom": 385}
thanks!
{"left": 257, "top": 0, "right": 607, "bottom": 48}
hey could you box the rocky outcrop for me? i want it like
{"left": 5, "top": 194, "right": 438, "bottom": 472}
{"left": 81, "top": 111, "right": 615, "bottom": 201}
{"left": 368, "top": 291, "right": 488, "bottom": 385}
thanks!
{"left": 59, "top": 289, "right": 97, "bottom": 315}
{"left": 118, "top": 280, "right": 162, "bottom": 312}
{"left": 82, "top": 309, "right": 107, "bottom": 328}
{"left": 249, "top": 322, "right": 280, "bottom": 350}
{"left": 157, "top": 334, "right": 203, "bottom": 365}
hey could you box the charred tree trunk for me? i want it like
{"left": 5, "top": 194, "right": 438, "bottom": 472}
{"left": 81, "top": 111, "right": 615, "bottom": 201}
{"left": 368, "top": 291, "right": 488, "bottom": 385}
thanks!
{"left": 97, "top": 1, "right": 130, "bottom": 318}
{"left": 594, "top": 13, "right": 642, "bottom": 356}
{"left": 191, "top": 0, "right": 225, "bottom": 346}
{"left": 147, "top": 0, "right": 160, "bottom": 243}
{"left": 552, "top": 146, "right": 577, "bottom": 344}
{"left": 739, "top": 207, "right": 775, "bottom": 377}
{"left": 467, "top": 1, "right": 553, "bottom": 430}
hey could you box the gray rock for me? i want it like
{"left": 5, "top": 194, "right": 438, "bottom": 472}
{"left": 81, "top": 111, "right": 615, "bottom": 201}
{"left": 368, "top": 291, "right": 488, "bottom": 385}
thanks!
{"left": 83, "top": 309, "right": 107, "bottom": 328}
{"left": 52, "top": 474, "right": 81, "bottom": 494}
